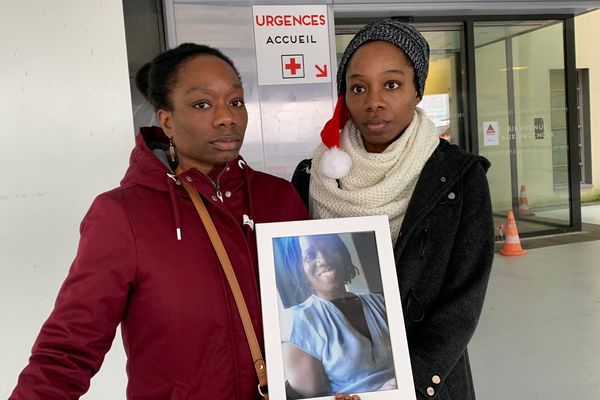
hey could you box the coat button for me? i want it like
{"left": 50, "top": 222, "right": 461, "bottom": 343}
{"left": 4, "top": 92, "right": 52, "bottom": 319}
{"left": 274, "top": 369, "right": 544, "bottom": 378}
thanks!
{"left": 211, "top": 195, "right": 218, "bottom": 201}
{"left": 432, "top": 375, "right": 441, "bottom": 384}
{"left": 440, "top": 177, "right": 447, "bottom": 183}
{"left": 225, "top": 191, "right": 232, "bottom": 198}
{"left": 186, "top": 176, "right": 193, "bottom": 182}
{"left": 427, "top": 387, "right": 435, "bottom": 396}
{"left": 448, "top": 192, "right": 456, "bottom": 200}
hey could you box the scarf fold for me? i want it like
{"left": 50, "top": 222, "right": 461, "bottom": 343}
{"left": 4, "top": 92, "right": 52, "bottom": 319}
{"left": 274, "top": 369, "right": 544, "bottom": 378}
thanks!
{"left": 310, "top": 108, "right": 440, "bottom": 244}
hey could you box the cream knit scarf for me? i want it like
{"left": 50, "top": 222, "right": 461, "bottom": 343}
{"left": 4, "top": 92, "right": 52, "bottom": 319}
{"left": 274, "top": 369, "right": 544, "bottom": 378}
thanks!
{"left": 310, "top": 108, "right": 439, "bottom": 244}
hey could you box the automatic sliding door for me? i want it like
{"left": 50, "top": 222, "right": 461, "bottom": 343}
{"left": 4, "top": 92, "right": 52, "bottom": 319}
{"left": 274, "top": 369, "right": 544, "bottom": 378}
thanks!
{"left": 474, "top": 21, "right": 571, "bottom": 235}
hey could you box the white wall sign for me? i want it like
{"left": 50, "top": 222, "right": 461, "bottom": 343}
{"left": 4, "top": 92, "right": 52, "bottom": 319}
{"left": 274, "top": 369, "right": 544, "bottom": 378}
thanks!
{"left": 483, "top": 120, "right": 500, "bottom": 146}
{"left": 252, "top": 5, "right": 331, "bottom": 85}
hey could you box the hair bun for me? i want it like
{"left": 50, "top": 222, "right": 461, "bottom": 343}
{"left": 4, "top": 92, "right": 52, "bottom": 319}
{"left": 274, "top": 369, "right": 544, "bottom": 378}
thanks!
{"left": 134, "top": 62, "right": 152, "bottom": 100}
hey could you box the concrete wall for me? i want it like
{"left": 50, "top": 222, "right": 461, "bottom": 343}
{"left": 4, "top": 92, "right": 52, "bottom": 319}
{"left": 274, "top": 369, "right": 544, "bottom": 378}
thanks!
{"left": 0, "top": 1, "right": 132, "bottom": 398}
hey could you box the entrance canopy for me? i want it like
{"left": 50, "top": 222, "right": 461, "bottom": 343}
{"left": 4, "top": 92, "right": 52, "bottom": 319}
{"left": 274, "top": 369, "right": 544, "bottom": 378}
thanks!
{"left": 332, "top": 1, "right": 600, "bottom": 17}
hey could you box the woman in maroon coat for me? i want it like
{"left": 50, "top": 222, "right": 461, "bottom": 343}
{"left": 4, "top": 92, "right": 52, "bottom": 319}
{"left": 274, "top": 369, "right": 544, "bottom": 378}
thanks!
{"left": 10, "top": 43, "right": 308, "bottom": 400}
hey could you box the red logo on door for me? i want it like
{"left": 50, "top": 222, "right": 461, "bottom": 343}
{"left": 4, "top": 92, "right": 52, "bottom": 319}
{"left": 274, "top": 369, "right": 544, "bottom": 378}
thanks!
{"left": 282, "top": 54, "right": 305, "bottom": 79}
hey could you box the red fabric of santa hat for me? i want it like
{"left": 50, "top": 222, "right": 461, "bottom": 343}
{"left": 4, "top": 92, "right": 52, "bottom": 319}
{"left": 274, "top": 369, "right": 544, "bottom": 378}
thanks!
{"left": 318, "top": 95, "right": 352, "bottom": 179}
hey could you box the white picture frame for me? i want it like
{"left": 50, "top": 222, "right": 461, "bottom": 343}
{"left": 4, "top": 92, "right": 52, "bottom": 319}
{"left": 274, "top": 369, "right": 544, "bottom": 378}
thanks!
{"left": 256, "top": 215, "right": 415, "bottom": 400}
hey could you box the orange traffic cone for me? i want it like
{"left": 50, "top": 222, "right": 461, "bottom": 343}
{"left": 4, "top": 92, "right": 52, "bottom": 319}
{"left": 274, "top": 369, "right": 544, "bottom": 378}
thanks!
{"left": 518, "top": 184, "right": 534, "bottom": 216}
{"left": 500, "top": 211, "right": 527, "bottom": 256}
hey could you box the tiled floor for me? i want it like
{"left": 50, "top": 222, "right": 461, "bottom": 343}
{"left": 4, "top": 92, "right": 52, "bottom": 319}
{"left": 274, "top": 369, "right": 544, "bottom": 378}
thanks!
{"left": 469, "top": 204, "right": 600, "bottom": 399}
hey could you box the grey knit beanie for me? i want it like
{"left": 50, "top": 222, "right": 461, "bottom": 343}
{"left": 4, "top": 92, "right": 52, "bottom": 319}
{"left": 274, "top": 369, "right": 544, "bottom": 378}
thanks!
{"left": 337, "top": 19, "right": 430, "bottom": 98}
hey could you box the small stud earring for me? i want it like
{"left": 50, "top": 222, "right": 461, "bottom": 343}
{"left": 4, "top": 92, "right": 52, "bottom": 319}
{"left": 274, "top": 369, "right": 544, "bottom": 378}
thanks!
{"left": 169, "top": 137, "right": 176, "bottom": 163}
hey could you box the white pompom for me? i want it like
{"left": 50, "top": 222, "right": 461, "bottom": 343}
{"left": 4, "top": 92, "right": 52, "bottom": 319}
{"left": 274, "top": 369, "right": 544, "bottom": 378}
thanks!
{"left": 319, "top": 147, "right": 352, "bottom": 179}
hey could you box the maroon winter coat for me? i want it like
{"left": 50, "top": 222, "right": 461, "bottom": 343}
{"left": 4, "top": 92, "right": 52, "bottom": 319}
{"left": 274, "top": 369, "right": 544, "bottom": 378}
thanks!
{"left": 10, "top": 127, "right": 308, "bottom": 400}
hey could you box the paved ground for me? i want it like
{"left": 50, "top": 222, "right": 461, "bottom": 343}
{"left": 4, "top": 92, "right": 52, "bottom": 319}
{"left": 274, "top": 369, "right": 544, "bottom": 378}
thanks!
{"left": 470, "top": 238, "right": 600, "bottom": 400}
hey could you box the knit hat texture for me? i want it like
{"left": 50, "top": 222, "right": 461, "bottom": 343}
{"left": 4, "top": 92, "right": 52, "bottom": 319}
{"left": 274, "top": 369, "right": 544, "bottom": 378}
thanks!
{"left": 337, "top": 18, "right": 430, "bottom": 98}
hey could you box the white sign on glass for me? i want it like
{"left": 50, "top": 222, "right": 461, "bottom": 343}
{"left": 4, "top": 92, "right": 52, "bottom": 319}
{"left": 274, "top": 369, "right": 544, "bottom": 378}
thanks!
{"left": 483, "top": 120, "right": 500, "bottom": 146}
{"left": 252, "top": 5, "right": 332, "bottom": 85}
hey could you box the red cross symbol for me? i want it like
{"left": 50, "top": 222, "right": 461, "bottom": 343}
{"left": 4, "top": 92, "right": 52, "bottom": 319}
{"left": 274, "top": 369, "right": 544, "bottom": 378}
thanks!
{"left": 281, "top": 54, "right": 304, "bottom": 79}
{"left": 285, "top": 58, "right": 302, "bottom": 75}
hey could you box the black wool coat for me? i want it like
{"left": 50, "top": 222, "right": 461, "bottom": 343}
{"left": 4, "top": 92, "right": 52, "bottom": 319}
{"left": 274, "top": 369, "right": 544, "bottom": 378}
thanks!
{"left": 291, "top": 139, "right": 494, "bottom": 400}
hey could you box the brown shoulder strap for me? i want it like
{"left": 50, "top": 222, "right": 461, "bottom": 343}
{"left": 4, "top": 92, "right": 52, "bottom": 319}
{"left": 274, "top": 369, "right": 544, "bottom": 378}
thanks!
{"left": 176, "top": 168, "right": 268, "bottom": 399}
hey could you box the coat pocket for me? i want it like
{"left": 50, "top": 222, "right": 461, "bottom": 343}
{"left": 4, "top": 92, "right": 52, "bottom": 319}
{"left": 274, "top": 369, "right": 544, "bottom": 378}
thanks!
{"left": 406, "top": 287, "right": 425, "bottom": 322}
{"left": 402, "top": 227, "right": 429, "bottom": 262}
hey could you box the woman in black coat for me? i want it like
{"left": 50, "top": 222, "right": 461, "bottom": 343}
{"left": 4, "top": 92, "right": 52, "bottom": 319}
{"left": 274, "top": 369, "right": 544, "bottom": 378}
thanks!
{"left": 292, "top": 19, "right": 494, "bottom": 400}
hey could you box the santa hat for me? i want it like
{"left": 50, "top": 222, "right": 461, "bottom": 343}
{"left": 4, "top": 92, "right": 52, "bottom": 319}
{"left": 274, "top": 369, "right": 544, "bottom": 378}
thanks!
{"left": 318, "top": 18, "right": 430, "bottom": 180}
{"left": 318, "top": 95, "right": 352, "bottom": 179}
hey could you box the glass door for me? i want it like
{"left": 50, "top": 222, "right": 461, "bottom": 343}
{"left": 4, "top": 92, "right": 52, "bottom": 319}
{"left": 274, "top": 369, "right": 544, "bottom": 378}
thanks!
{"left": 474, "top": 20, "right": 571, "bottom": 235}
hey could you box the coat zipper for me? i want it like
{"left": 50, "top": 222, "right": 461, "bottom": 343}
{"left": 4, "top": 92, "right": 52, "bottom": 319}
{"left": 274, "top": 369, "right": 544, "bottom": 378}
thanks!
{"left": 198, "top": 162, "right": 229, "bottom": 202}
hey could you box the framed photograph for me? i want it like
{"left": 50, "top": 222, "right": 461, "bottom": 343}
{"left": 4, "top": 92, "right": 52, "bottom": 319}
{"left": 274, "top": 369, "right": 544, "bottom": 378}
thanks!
{"left": 256, "top": 215, "right": 415, "bottom": 400}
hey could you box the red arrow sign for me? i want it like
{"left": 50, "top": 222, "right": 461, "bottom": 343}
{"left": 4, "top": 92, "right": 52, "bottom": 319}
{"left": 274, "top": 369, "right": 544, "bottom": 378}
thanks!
{"left": 315, "top": 64, "right": 328, "bottom": 77}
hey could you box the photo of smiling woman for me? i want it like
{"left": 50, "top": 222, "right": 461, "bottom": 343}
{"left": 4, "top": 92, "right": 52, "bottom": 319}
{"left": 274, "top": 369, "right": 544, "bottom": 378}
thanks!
{"left": 273, "top": 232, "right": 396, "bottom": 399}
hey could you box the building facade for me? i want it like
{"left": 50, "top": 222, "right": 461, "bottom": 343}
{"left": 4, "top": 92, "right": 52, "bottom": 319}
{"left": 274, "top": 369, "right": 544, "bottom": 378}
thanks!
{"left": 126, "top": 0, "right": 600, "bottom": 237}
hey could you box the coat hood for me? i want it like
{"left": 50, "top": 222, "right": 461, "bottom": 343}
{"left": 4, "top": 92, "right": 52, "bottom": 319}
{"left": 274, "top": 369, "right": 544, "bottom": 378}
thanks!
{"left": 119, "top": 126, "right": 253, "bottom": 241}
{"left": 121, "top": 126, "right": 176, "bottom": 192}
{"left": 121, "top": 126, "right": 252, "bottom": 189}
